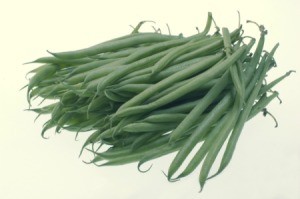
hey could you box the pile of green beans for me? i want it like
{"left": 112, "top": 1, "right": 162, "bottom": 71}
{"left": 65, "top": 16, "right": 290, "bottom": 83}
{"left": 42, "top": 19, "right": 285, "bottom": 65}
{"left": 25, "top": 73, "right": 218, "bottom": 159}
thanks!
{"left": 24, "top": 12, "right": 293, "bottom": 190}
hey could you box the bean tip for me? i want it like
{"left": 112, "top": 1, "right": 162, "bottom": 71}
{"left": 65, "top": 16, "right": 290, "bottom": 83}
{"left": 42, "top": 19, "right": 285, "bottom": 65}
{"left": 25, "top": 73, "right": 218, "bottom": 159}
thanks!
{"left": 137, "top": 162, "right": 153, "bottom": 173}
{"left": 74, "top": 131, "right": 80, "bottom": 141}
{"left": 82, "top": 159, "right": 93, "bottom": 164}
{"left": 287, "top": 70, "right": 296, "bottom": 75}
{"left": 198, "top": 186, "right": 203, "bottom": 193}
{"left": 19, "top": 84, "right": 28, "bottom": 91}
{"left": 41, "top": 134, "right": 49, "bottom": 139}
{"left": 47, "top": 50, "right": 56, "bottom": 57}
{"left": 23, "top": 61, "right": 34, "bottom": 65}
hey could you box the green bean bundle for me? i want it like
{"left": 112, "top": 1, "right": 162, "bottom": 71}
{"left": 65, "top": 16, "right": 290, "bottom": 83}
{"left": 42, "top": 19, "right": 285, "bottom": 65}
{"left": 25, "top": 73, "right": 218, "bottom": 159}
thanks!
{"left": 24, "top": 12, "right": 293, "bottom": 191}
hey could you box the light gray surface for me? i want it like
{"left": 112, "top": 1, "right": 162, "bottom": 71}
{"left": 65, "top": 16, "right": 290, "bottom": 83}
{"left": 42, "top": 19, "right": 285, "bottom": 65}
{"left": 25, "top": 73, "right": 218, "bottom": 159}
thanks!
{"left": 0, "top": 0, "right": 299, "bottom": 198}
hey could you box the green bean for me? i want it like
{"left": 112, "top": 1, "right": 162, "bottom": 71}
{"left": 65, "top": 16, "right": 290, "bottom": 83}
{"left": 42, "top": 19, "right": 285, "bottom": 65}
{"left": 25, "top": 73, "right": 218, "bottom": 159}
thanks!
{"left": 141, "top": 113, "right": 187, "bottom": 123}
{"left": 82, "top": 78, "right": 105, "bottom": 95}
{"left": 136, "top": 141, "right": 184, "bottom": 172}
{"left": 41, "top": 119, "right": 56, "bottom": 139}
{"left": 258, "top": 70, "right": 295, "bottom": 96}
{"left": 123, "top": 122, "right": 178, "bottom": 133}
{"left": 169, "top": 70, "right": 231, "bottom": 143}
{"left": 171, "top": 26, "right": 241, "bottom": 64}
{"left": 63, "top": 115, "right": 102, "bottom": 132}
{"left": 99, "top": 140, "right": 184, "bottom": 166}
{"left": 118, "top": 69, "right": 151, "bottom": 83}
{"left": 240, "top": 38, "right": 256, "bottom": 62}
{"left": 29, "top": 81, "right": 68, "bottom": 101}
{"left": 27, "top": 102, "right": 58, "bottom": 115}
{"left": 96, "top": 48, "right": 174, "bottom": 92}
{"left": 196, "top": 38, "right": 271, "bottom": 183}
{"left": 28, "top": 56, "right": 94, "bottom": 66}
{"left": 145, "top": 80, "right": 190, "bottom": 103}
{"left": 121, "top": 35, "right": 189, "bottom": 62}
{"left": 189, "top": 35, "right": 247, "bottom": 186}
{"left": 98, "top": 115, "right": 142, "bottom": 139}
{"left": 153, "top": 57, "right": 210, "bottom": 81}
{"left": 50, "top": 103, "right": 66, "bottom": 122}
{"left": 91, "top": 133, "right": 171, "bottom": 161}
{"left": 100, "top": 136, "right": 136, "bottom": 148}
{"left": 248, "top": 91, "right": 278, "bottom": 120}
{"left": 120, "top": 56, "right": 205, "bottom": 83}
{"left": 244, "top": 31, "right": 265, "bottom": 84}
{"left": 84, "top": 52, "right": 150, "bottom": 83}
{"left": 56, "top": 112, "right": 73, "bottom": 133}
{"left": 222, "top": 28, "right": 245, "bottom": 101}
{"left": 90, "top": 47, "right": 138, "bottom": 59}
{"left": 151, "top": 36, "right": 223, "bottom": 74}
{"left": 176, "top": 94, "right": 241, "bottom": 180}
{"left": 131, "top": 133, "right": 161, "bottom": 151}
{"left": 61, "top": 91, "right": 79, "bottom": 105}
{"left": 25, "top": 64, "right": 50, "bottom": 76}
{"left": 116, "top": 74, "right": 152, "bottom": 85}
{"left": 211, "top": 43, "right": 279, "bottom": 179}
{"left": 119, "top": 56, "right": 210, "bottom": 87}
{"left": 176, "top": 114, "right": 229, "bottom": 179}
{"left": 65, "top": 72, "right": 90, "bottom": 85}
{"left": 152, "top": 99, "right": 202, "bottom": 114}
{"left": 80, "top": 130, "right": 105, "bottom": 156}
{"left": 24, "top": 15, "right": 292, "bottom": 190}
{"left": 83, "top": 63, "right": 123, "bottom": 83}
{"left": 38, "top": 76, "right": 63, "bottom": 87}
{"left": 148, "top": 79, "right": 218, "bottom": 114}
{"left": 116, "top": 45, "right": 246, "bottom": 118}
{"left": 50, "top": 33, "right": 180, "bottom": 59}
{"left": 245, "top": 54, "right": 267, "bottom": 98}
{"left": 68, "top": 59, "right": 116, "bottom": 76}
{"left": 131, "top": 21, "right": 156, "bottom": 34}
{"left": 167, "top": 93, "right": 233, "bottom": 179}
{"left": 87, "top": 95, "right": 110, "bottom": 111}
{"left": 27, "top": 64, "right": 58, "bottom": 103}
{"left": 85, "top": 44, "right": 174, "bottom": 83}
{"left": 187, "top": 12, "right": 214, "bottom": 40}
{"left": 117, "top": 53, "right": 224, "bottom": 112}
{"left": 93, "top": 35, "right": 222, "bottom": 90}
{"left": 107, "top": 84, "right": 152, "bottom": 94}
{"left": 104, "top": 89, "right": 130, "bottom": 102}
{"left": 198, "top": 97, "right": 241, "bottom": 189}
{"left": 136, "top": 121, "right": 213, "bottom": 172}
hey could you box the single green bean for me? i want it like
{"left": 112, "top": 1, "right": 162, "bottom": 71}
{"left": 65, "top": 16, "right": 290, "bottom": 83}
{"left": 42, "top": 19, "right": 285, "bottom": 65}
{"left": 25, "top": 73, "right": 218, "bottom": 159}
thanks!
{"left": 141, "top": 113, "right": 187, "bottom": 123}
{"left": 123, "top": 122, "right": 178, "bottom": 133}
{"left": 50, "top": 33, "right": 180, "bottom": 59}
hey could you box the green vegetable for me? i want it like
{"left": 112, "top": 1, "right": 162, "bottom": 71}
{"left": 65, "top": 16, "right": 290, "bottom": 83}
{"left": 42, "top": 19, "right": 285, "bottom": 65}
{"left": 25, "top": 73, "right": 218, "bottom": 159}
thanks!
{"left": 24, "top": 12, "right": 293, "bottom": 191}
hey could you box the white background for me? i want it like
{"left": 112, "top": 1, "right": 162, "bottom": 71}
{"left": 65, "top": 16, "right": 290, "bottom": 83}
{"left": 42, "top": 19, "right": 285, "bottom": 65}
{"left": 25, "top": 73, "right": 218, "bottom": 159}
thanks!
{"left": 0, "top": 0, "right": 299, "bottom": 198}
